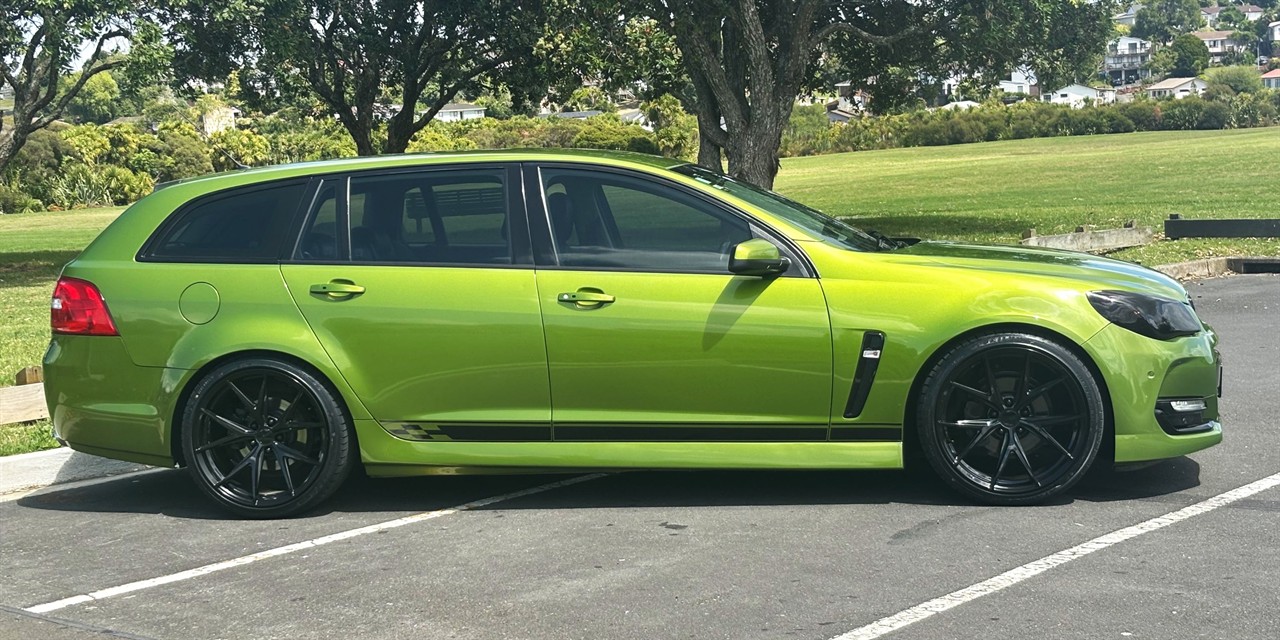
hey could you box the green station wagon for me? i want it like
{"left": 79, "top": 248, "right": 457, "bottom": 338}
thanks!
{"left": 45, "top": 150, "right": 1222, "bottom": 517}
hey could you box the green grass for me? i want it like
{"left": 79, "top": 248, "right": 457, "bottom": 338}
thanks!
{"left": 0, "top": 419, "right": 59, "bottom": 456}
{"left": 0, "top": 207, "right": 124, "bottom": 390}
{"left": 773, "top": 128, "right": 1280, "bottom": 265}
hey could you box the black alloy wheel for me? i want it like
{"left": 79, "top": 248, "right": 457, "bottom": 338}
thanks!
{"left": 182, "top": 358, "right": 354, "bottom": 518}
{"left": 917, "top": 332, "right": 1105, "bottom": 505}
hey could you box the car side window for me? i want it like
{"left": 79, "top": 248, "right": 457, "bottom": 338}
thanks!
{"left": 297, "top": 169, "right": 512, "bottom": 265}
{"left": 145, "top": 181, "right": 307, "bottom": 262}
{"left": 539, "top": 169, "right": 751, "bottom": 272}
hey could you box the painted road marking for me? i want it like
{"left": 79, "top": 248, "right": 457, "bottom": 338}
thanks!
{"left": 831, "top": 470, "right": 1280, "bottom": 640}
{"left": 24, "top": 473, "right": 607, "bottom": 614}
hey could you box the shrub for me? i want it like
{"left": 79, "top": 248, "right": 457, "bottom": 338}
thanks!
{"left": 0, "top": 185, "right": 44, "bottom": 214}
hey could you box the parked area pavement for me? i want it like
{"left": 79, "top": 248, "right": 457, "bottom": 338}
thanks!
{"left": 1, "top": 274, "right": 1276, "bottom": 640}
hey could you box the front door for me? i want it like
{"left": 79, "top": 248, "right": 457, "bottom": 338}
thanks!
{"left": 529, "top": 165, "right": 832, "bottom": 440}
{"left": 280, "top": 166, "right": 552, "bottom": 434}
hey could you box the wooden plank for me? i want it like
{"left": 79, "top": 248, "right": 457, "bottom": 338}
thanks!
{"left": 15, "top": 366, "right": 43, "bottom": 385}
{"left": 1165, "top": 216, "right": 1280, "bottom": 239}
{"left": 1020, "top": 223, "right": 1154, "bottom": 253}
{"left": 0, "top": 383, "right": 49, "bottom": 425}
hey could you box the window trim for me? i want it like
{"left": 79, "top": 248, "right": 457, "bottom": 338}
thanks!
{"left": 137, "top": 177, "right": 315, "bottom": 264}
{"left": 522, "top": 162, "right": 815, "bottom": 278}
{"left": 281, "top": 163, "right": 535, "bottom": 269}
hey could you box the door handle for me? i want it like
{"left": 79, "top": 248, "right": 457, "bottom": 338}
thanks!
{"left": 310, "top": 281, "right": 365, "bottom": 298}
{"left": 558, "top": 290, "right": 615, "bottom": 307}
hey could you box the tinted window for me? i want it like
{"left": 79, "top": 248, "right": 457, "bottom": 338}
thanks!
{"left": 539, "top": 169, "right": 751, "bottom": 272}
{"left": 298, "top": 181, "right": 339, "bottom": 261}
{"left": 148, "top": 182, "right": 306, "bottom": 261}
{"left": 340, "top": 170, "right": 511, "bottom": 265}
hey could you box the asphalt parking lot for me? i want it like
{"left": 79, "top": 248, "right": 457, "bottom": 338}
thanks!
{"left": 2, "top": 274, "right": 1277, "bottom": 640}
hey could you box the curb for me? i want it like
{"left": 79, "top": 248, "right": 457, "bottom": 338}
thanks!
{"left": 0, "top": 447, "right": 151, "bottom": 498}
{"left": 1153, "top": 256, "right": 1280, "bottom": 281}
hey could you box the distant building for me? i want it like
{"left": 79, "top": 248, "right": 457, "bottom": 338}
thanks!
{"left": 1104, "top": 37, "right": 1154, "bottom": 86}
{"left": 198, "top": 105, "right": 238, "bottom": 136}
{"left": 1145, "top": 77, "right": 1208, "bottom": 99}
{"left": 1114, "top": 4, "right": 1143, "bottom": 27}
{"left": 1192, "top": 30, "right": 1246, "bottom": 64}
{"left": 1203, "top": 4, "right": 1264, "bottom": 27}
{"left": 435, "top": 103, "right": 486, "bottom": 122}
{"left": 1041, "top": 84, "right": 1117, "bottom": 108}
{"left": 1263, "top": 69, "right": 1280, "bottom": 90}
{"left": 1269, "top": 20, "right": 1280, "bottom": 43}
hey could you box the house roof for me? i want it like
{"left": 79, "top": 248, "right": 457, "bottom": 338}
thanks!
{"left": 1147, "top": 77, "right": 1201, "bottom": 91}
{"left": 441, "top": 103, "right": 482, "bottom": 111}
{"left": 1193, "top": 30, "right": 1236, "bottom": 40}
{"left": 1261, "top": 69, "right": 1280, "bottom": 79}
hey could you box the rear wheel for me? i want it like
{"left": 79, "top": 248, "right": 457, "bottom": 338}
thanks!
{"left": 181, "top": 358, "right": 355, "bottom": 518}
{"left": 916, "top": 332, "right": 1105, "bottom": 505}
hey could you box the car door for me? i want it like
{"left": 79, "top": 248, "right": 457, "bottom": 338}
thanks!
{"left": 280, "top": 165, "right": 552, "bottom": 437}
{"left": 527, "top": 164, "right": 833, "bottom": 440}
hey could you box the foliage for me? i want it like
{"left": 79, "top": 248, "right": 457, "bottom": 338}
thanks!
{"left": 1132, "top": 0, "right": 1204, "bottom": 43}
{"left": 1151, "top": 34, "right": 1212, "bottom": 77}
{"left": 642, "top": 94, "right": 699, "bottom": 161}
{"left": 1204, "top": 66, "right": 1265, "bottom": 96}
{"left": 209, "top": 128, "right": 271, "bottom": 170}
{"left": 64, "top": 72, "right": 123, "bottom": 124}
{"left": 563, "top": 86, "right": 617, "bottom": 113}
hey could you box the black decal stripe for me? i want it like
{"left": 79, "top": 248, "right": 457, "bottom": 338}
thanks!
{"left": 386, "top": 423, "right": 553, "bottom": 442}
{"left": 555, "top": 425, "right": 828, "bottom": 442}
{"left": 830, "top": 427, "right": 902, "bottom": 442}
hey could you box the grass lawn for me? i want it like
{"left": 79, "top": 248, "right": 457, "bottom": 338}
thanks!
{"left": 0, "top": 207, "right": 124, "bottom": 388}
{"left": 773, "top": 128, "right": 1280, "bottom": 265}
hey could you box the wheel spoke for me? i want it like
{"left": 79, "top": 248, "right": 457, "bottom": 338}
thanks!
{"left": 194, "top": 432, "right": 254, "bottom": 453}
{"left": 1023, "top": 376, "right": 1066, "bottom": 406}
{"left": 1011, "top": 431, "right": 1042, "bottom": 487}
{"left": 249, "top": 447, "right": 264, "bottom": 503}
{"left": 990, "top": 431, "right": 1013, "bottom": 490}
{"left": 200, "top": 408, "right": 253, "bottom": 435}
{"left": 271, "top": 446, "right": 297, "bottom": 497}
{"left": 1014, "top": 351, "right": 1032, "bottom": 399}
{"left": 226, "top": 381, "right": 256, "bottom": 412}
{"left": 276, "top": 390, "right": 305, "bottom": 425}
{"left": 214, "top": 445, "right": 260, "bottom": 488}
{"left": 983, "top": 355, "right": 1000, "bottom": 397}
{"left": 1019, "top": 419, "right": 1076, "bottom": 460}
{"left": 256, "top": 375, "right": 269, "bottom": 421}
{"left": 940, "top": 419, "right": 999, "bottom": 429}
{"left": 949, "top": 380, "right": 997, "bottom": 408}
{"left": 952, "top": 422, "right": 1000, "bottom": 463}
{"left": 274, "top": 443, "right": 320, "bottom": 466}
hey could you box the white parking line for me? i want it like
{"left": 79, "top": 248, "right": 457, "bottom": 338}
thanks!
{"left": 831, "top": 471, "right": 1280, "bottom": 640}
{"left": 24, "top": 473, "right": 607, "bottom": 614}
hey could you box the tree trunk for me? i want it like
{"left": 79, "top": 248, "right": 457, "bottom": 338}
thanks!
{"left": 725, "top": 116, "right": 784, "bottom": 190}
{"left": 341, "top": 115, "right": 377, "bottom": 156}
{"left": 696, "top": 128, "right": 723, "bottom": 172}
{"left": 0, "top": 130, "right": 25, "bottom": 177}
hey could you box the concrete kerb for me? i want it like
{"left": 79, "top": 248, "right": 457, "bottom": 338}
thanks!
{"left": 3, "top": 257, "right": 1278, "bottom": 498}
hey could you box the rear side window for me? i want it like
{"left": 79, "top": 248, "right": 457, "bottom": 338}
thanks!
{"left": 144, "top": 182, "right": 307, "bottom": 262}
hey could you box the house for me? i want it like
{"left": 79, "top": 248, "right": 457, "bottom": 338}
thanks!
{"left": 1270, "top": 20, "right": 1280, "bottom": 43}
{"left": 935, "top": 101, "right": 981, "bottom": 111}
{"left": 1145, "top": 77, "right": 1208, "bottom": 99}
{"left": 1192, "top": 30, "right": 1246, "bottom": 64}
{"left": 1263, "top": 69, "right": 1280, "bottom": 90}
{"left": 998, "top": 69, "right": 1038, "bottom": 97}
{"left": 435, "top": 103, "right": 486, "bottom": 122}
{"left": 833, "top": 81, "right": 873, "bottom": 112}
{"left": 1104, "top": 37, "right": 1154, "bottom": 86}
{"left": 1202, "top": 5, "right": 1263, "bottom": 27}
{"left": 1041, "top": 84, "right": 1117, "bottom": 108}
{"left": 1114, "top": 3, "right": 1143, "bottom": 27}
{"left": 198, "top": 105, "right": 238, "bottom": 136}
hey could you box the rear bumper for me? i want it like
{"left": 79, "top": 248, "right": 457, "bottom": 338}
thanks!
{"left": 44, "top": 335, "right": 183, "bottom": 467}
{"left": 1084, "top": 324, "right": 1222, "bottom": 463}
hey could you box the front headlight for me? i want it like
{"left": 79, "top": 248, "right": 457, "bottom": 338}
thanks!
{"left": 1086, "top": 290, "right": 1201, "bottom": 340}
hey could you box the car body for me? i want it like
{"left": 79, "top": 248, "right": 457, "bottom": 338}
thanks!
{"left": 45, "top": 150, "right": 1222, "bottom": 516}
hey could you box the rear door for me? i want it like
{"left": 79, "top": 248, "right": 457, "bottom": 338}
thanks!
{"left": 280, "top": 165, "right": 552, "bottom": 437}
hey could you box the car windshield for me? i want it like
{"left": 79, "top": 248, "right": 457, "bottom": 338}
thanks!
{"left": 673, "top": 164, "right": 891, "bottom": 252}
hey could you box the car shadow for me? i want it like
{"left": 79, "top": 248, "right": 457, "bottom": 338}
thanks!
{"left": 16, "top": 457, "right": 1202, "bottom": 519}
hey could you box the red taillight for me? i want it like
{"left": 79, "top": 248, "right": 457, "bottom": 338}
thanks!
{"left": 51, "top": 277, "right": 119, "bottom": 336}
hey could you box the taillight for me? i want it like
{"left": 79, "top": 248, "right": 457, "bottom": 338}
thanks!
{"left": 51, "top": 277, "right": 119, "bottom": 336}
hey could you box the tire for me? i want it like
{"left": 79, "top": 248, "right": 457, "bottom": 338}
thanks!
{"left": 181, "top": 357, "right": 356, "bottom": 518}
{"left": 915, "top": 332, "right": 1105, "bottom": 505}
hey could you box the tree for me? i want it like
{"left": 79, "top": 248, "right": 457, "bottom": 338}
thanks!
{"left": 0, "top": 1, "right": 156, "bottom": 174}
{"left": 1204, "top": 65, "right": 1264, "bottom": 94}
{"left": 169, "top": 1, "right": 548, "bottom": 156}
{"left": 621, "top": 1, "right": 1120, "bottom": 188}
{"left": 1152, "top": 33, "right": 1212, "bottom": 76}
{"left": 1132, "top": 0, "right": 1204, "bottom": 43}
{"left": 64, "top": 72, "right": 122, "bottom": 124}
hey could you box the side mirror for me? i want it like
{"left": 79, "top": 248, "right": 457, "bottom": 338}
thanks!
{"left": 728, "top": 239, "right": 789, "bottom": 277}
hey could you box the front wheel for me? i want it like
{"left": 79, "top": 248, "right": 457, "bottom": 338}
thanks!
{"left": 916, "top": 332, "right": 1105, "bottom": 505}
{"left": 181, "top": 358, "right": 355, "bottom": 518}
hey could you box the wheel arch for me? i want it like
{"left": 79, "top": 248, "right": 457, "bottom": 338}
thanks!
{"left": 169, "top": 349, "right": 359, "bottom": 467}
{"left": 901, "top": 322, "right": 1115, "bottom": 469}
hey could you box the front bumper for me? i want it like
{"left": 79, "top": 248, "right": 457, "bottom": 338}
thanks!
{"left": 1084, "top": 323, "right": 1222, "bottom": 463}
